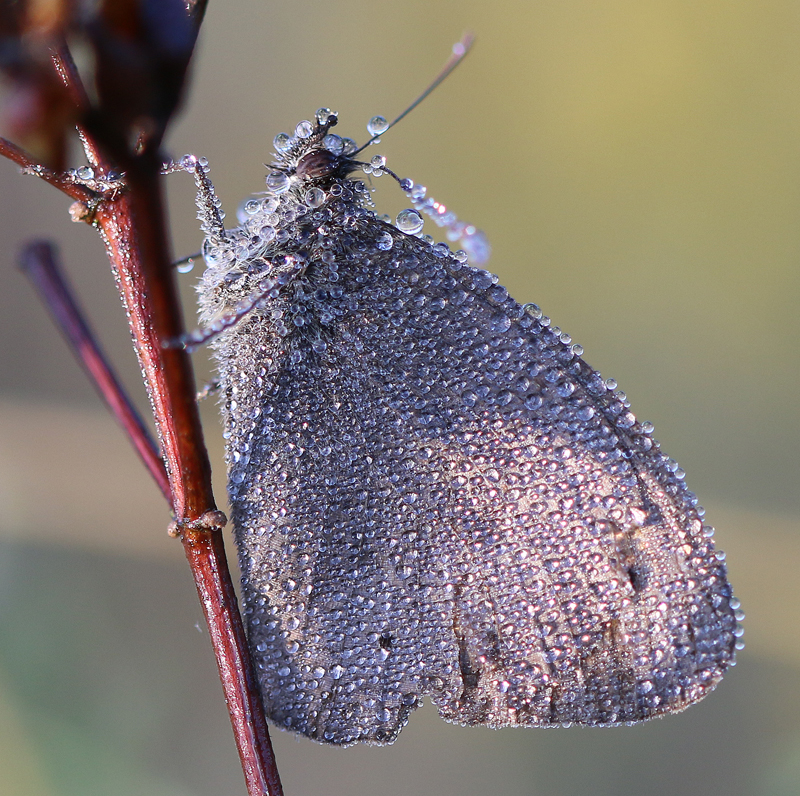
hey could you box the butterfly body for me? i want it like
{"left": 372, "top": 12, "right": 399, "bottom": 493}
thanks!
{"left": 195, "top": 112, "right": 739, "bottom": 746}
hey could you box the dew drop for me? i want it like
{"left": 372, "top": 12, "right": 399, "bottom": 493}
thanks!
{"left": 295, "top": 120, "right": 313, "bottom": 138}
{"left": 266, "top": 172, "right": 290, "bottom": 193}
{"left": 315, "top": 107, "right": 336, "bottom": 125}
{"left": 376, "top": 231, "right": 394, "bottom": 250}
{"left": 367, "top": 115, "right": 389, "bottom": 136}
{"left": 201, "top": 237, "right": 219, "bottom": 266}
{"left": 236, "top": 197, "right": 263, "bottom": 223}
{"left": 460, "top": 227, "right": 491, "bottom": 264}
{"left": 461, "top": 390, "right": 477, "bottom": 407}
{"left": 323, "top": 134, "right": 344, "bottom": 155}
{"left": 396, "top": 209, "right": 424, "bottom": 234}
{"left": 273, "top": 133, "right": 292, "bottom": 153}
{"left": 305, "top": 187, "right": 326, "bottom": 208}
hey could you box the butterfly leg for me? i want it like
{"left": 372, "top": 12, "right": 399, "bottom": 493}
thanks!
{"left": 163, "top": 154, "right": 227, "bottom": 243}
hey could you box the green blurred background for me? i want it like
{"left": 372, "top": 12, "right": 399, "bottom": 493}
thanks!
{"left": 0, "top": 1, "right": 798, "bottom": 794}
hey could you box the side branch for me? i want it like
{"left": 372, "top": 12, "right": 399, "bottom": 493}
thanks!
{"left": 19, "top": 240, "right": 171, "bottom": 502}
{"left": 0, "top": 136, "right": 94, "bottom": 202}
{"left": 50, "top": 44, "right": 103, "bottom": 168}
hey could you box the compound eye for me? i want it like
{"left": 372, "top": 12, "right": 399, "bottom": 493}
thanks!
{"left": 295, "top": 149, "right": 338, "bottom": 180}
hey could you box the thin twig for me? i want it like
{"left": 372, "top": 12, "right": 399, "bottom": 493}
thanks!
{"left": 50, "top": 41, "right": 91, "bottom": 111}
{"left": 0, "top": 136, "right": 93, "bottom": 202}
{"left": 18, "top": 240, "right": 171, "bottom": 501}
{"left": 50, "top": 43, "right": 103, "bottom": 168}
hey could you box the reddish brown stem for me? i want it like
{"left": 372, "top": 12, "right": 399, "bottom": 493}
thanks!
{"left": 184, "top": 526, "right": 284, "bottom": 796}
{"left": 18, "top": 240, "right": 171, "bottom": 502}
{"left": 94, "top": 156, "right": 212, "bottom": 517}
{"left": 51, "top": 42, "right": 92, "bottom": 113}
{"left": 3, "top": 136, "right": 284, "bottom": 796}
{"left": 92, "top": 155, "right": 283, "bottom": 796}
{"left": 3, "top": 24, "right": 285, "bottom": 795}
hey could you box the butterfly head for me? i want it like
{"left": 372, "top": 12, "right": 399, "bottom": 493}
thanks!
{"left": 260, "top": 108, "right": 489, "bottom": 264}
{"left": 266, "top": 109, "right": 373, "bottom": 202}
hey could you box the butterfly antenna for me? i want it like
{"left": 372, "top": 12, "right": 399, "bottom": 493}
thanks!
{"left": 352, "top": 33, "right": 474, "bottom": 156}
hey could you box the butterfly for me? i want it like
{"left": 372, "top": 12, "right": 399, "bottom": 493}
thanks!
{"left": 185, "top": 100, "right": 740, "bottom": 746}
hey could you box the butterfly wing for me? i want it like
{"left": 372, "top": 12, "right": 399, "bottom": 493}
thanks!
{"left": 209, "top": 214, "right": 738, "bottom": 746}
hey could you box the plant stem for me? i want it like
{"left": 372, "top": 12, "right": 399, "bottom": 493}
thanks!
{"left": 2, "top": 26, "right": 285, "bottom": 794}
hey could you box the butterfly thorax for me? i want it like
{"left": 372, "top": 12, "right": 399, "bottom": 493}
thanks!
{"left": 196, "top": 111, "right": 402, "bottom": 325}
{"left": 269, "top": 111, "right": 366, "bottom": 192}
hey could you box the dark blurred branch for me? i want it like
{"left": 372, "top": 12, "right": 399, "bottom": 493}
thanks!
{"left": 18, "top": 240, "right": 171, "bottom": 501}
{"left": 50, "top": 41, "right": 91, "bottom": 113}
{"left": 186, "top": 0, "right": 210, "bottom": 26}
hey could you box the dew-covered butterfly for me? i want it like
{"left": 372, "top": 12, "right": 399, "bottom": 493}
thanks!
{"left": 181, "top": 39, "right": 741, "bottom": 746}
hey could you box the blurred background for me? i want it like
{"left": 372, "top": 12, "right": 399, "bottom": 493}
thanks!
{"left": 0, "top": 1, "right": 798, "bottom": 794}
